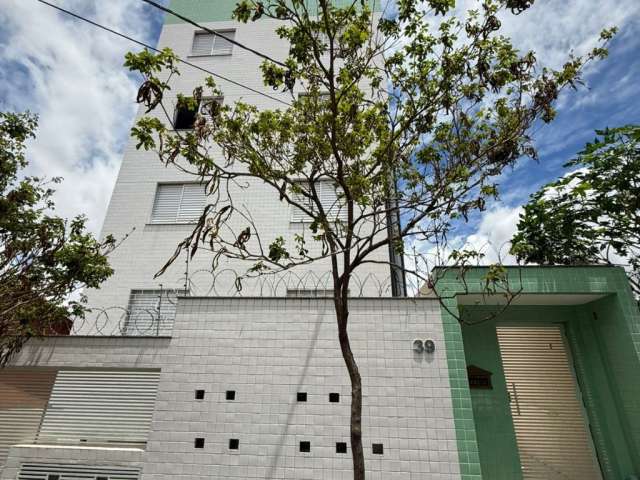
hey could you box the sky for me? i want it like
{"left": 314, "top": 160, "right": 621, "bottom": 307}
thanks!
{"left": 0, "top": 0, "right": 639, "bottom": 262}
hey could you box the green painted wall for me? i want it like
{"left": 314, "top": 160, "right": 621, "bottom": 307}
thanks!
{"left": 460, "top": 316, "right": 522, "bottom": 479}
{"left": 437, "top": 266, "right": 640, "bottom": 480}
{"left": 461, "top": 301, "right": 640, "bottom": 480}
{"left": 567, "top": 298, "right": 640, "bottom": 478}
{"left": 165, "top": 0, "right": 383, "bottom": 24}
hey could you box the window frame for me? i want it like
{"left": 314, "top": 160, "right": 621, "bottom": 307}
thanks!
{"left": 290, "top": 180, "right": 347, "bottom": 224}
{"left": 173, "top": 96, "right": 224, "bottom": 131}
{"left": 190, "top": 29, "right": 236, "bottom": 57}
{"left": 149, "top": 182, "right": 207, "bottom": 225}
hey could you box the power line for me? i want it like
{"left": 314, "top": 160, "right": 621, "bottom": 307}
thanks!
{"left": 35, "top": 0, "right": 291, "bottom": 106}
{"left": 140, "top": 0, "right": 289, "bottom": 68}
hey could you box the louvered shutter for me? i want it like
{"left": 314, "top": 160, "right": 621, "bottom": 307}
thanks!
{"left": 150, "top": 184, "right": 181, "bottom": 223}
{"left": 291, "top": 183, "right": 313, "bottom": 222}
{"left": 151, "top": 184, "right": 206, "bottom": 224}
{"left": 18, "top": 463, "right": 140, "bottom": 480}
{"left": 319, "top": 181, "right": 347, "bottom": 221}
{"left": 212, "top": 30, "right": 235, "bottom": 54}
{"left": 497, "top": 326, "right": 602, "bottom": 480}
{"left": 191, "top": 32, "right": 214, "bottom": 56}
{"left": 0, "top": 369, "right": 56, "bottom": 466}
{"left": 291, "top": 181, "right": 346, "bottom": 222}
{"left": 124, "top": 290, "right": 177, "bottom": 336}
{"left": 37, "top": 370, "right": 160, "bottom": 447}
{"left": 177, "top": 183, "right": 206, "bottom": 222}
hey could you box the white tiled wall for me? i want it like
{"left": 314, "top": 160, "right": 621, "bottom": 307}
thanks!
{"left": 6, "top": 298, "right": 460, "bottom": 480}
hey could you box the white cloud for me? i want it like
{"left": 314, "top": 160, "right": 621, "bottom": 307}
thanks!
{"left": 455, "top": 0, "right": 640, "bottom": 70}
{"left": 463, "top": 204, "right": 522, "bottom": 264}
{"left": 0, "top": 0, "right": 163, "bottom": 235}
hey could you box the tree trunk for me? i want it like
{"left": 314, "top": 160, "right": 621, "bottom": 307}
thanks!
{"left": 335, "top": 298, "right": 365, "bottom": 479}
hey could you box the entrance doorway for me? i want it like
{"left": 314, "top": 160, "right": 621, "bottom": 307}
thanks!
{"left": 496, "top": 325, "right": 602, "bottom": 480}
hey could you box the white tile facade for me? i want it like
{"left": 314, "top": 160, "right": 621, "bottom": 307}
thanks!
{"left": 5, "top": 298, "right": 460, "bottom": 480}
{"left": 82, "top": 12, "right": 393, "bottom": 332}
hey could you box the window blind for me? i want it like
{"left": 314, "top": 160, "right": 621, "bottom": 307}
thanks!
{"left": 291, "top": 181, "right": 347, "bottom": 222}
{"left": 151, "top": 183, "right": 207, "bottom": 224}
{"left": 0, "top": 369, "right": 56, "bottom": 466}
{"left": 124, "top": 289, "right": 177, "bottom": 336}
{"left": 191, "top": 30, "right": 235, "bottom": 56}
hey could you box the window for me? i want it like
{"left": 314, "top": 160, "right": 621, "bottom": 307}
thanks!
{"left": 297, "top": 392, "right": 307, "bottom": 402}
{"left": 229, "top": 439, "right": 239, "bottom": 450}
{"left": 286, "top": 289, "right": 334, "bottom": 298}
{"left": 151, "top": 183, "right": 207, "bottom": 224}
{"left": 195, "top": 389, "right": 205, "bottom": 400}
{"left": 226, "top": 390, "right": 236, "bottom": 400}
{"left": 329, "top": 393, "right": 340, "bottom": 403}
{"left": 372, "top": 443, "right": 384, "bottom": 455}
{"left": 299, "top": 441, "right": 311, "bottom": 452}
{"left": 174, "top": 96, "right": 223, "bottom": 130}
{"left": 318, "top": 31, "right": 345, "bottom": 57}
{"left": 124, "top": 289, "right": 178, "bottom": 336}
{"left": 297, "top": 92, "right": 331, "bottom": 102}
{"left": 291, "top": 180, "right": 347, "bottom": 223}
{"left": 191, "top": 30, "right": 235, "bottom": 56}
{"left": 194, "top": 438, "right": 205, "bottom": 448}
{"left": 199, "top": 97, "right": 223, "bottom": 119}
{"left": 336, "top": 442, "right": 347, "bottom": 454}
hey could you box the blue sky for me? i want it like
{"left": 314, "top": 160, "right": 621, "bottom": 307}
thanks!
{"left": 0, "top": 0, "right": 639, "bottom": 261}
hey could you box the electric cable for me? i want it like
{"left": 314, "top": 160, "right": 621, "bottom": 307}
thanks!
{"left": 35, "top": 0, "right": 292, "bottom": 106}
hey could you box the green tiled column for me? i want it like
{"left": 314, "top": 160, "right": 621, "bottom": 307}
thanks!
{"left": 440, "top": 294, "right": 482, "bottom": 479}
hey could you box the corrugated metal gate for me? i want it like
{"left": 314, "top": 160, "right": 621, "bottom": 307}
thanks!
{"left": 36, "top": 369, "right": 160, "bottom": 446}
{"left": 18, "top": 463, "right": 140, "bottom": 480}
{"left": 497, "top": 325, "right": 602, "bottom": 479}
{"left": 0, "top": 368, "right": 56, "bottom": 465}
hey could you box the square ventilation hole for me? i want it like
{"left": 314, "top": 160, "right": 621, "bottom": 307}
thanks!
{"left": 372, "top": 443, "right": 384, "bottom": 455}
{"left": 226, "top": 390, "right": 236, "bottom": 401}
{"left": 336, "top": 442, "right": 347, "bottom": 454}
{"left": 229, "top": 438, "right": 239, "bottom": 450}
{"left": 297, "top": 392, "right": 307, "bottom": 402}
{"left": 47, "top": 476, "right": 60, "bottom": 480}
{"left": 194, "top": 438, "right": 205, "bottom": 449}
{"left": 329, "top": 392, "right": 340, "bottom": 403}
{"left": 195, "top": 389, "right": 205, "bottom": 400}
{"left": 299, "top": 441, "right": 311, "bottom": 452}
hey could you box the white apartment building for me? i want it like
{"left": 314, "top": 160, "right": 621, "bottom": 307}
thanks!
{"left": 3, "top": 2, "right": 639, "bottom": 480}
{"left": 80, "top": 0, "right": 397, "bottom": 336}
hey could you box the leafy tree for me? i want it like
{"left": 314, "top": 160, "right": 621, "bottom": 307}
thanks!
{"left": 0, "top": 111, "right": 116, "bottom": 366}
{"left": 511, "top": 125, "right": 640, "bottom": 297}
{"left": 125, "top": 0, "right": 614, "bottom": 476}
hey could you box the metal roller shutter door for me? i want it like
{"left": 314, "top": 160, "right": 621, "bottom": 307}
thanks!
{"left": 18, "top": 463, "right": 140, "bottom": 480}
{"left": 0, "top": 368, "right": 56, "bottom": 466}
{"left": 497, "top": 325, "right": 602, "bottom": 479}
{"left": 37, "top": 369, "right": 160, "bottom": 447}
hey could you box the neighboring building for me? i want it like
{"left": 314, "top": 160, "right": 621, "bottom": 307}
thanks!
{"left": 1, "top": 2, "right": 640, "bottom": 480}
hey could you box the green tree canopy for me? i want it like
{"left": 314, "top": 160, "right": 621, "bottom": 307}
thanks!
{"left": 0, "top": 111, "right": 116, "bottom": 366}
{"left": 511, "top": 125, "right": 640, "bottom": 297}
